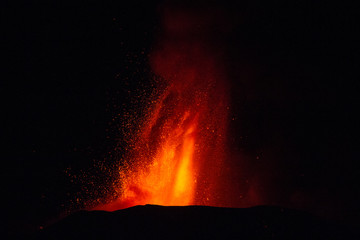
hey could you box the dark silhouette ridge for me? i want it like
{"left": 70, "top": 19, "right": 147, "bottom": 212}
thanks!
{"left": 32, "top": 205, "right": 356, "bottom": 240}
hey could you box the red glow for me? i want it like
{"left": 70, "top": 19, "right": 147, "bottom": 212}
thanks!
{"left": 96, "top": 7, "right": 231, "bottom": 211}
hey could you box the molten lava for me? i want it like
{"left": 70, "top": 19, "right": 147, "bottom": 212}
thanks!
{"left": 96, "top": 6, "right": 230, "bottom": 211}
{"left": 118, "top": 110, "right": 199, "bottom": 208}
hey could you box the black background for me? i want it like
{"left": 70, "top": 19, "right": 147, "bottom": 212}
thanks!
{"left": 1, "top": 0, "right": 359, "bottom": 237}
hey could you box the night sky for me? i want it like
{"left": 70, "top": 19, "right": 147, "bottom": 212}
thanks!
{"left": 1, "top": 0, "right": 359, "bottom": 237}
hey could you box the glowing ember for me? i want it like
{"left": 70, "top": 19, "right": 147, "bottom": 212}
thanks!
{"left": 96, "top": 7, "right": 229, "bottom": 211}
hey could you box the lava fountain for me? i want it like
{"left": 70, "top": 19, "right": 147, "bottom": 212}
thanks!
{"left": 96, "top": 6, "right": 230, "bottom": 211}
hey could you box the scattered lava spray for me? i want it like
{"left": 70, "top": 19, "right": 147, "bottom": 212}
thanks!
{"left": 96, "top": 5, "right": 231, "bottom": 211}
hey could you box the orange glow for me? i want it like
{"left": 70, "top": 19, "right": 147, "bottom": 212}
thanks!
{"left": 95, "top": 6, "right": 230, "bottom": 211}
{"left": 122, "top": 112, "right": 198, "bottom": 207}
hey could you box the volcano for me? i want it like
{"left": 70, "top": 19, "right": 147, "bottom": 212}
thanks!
{"left": 35, "top": 205, "right": 356, "bottom": 240}
{"left": 3, "top": 1, "right": 359, "bottom": 239}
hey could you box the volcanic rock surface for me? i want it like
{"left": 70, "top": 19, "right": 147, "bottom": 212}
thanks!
{"left": 33, "top": 205, "right": 356, "bottom": 240}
